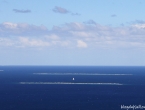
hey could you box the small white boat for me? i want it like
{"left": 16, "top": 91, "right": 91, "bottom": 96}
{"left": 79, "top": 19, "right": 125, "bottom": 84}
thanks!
{"left": 72, "top": 78, "right": 75, "bottom": 80}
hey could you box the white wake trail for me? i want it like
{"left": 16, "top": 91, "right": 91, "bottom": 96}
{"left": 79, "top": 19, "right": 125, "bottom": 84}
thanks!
{"left": 33, "top": 73, "right": 132, "bottom": 76}
{"left": 19, "top": 82, "right": 123, "bottom": 85}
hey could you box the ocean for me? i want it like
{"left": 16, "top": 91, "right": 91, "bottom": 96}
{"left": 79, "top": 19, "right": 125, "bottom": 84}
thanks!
{"left": 0, "top": 66, "right": 145, "bottom": 110}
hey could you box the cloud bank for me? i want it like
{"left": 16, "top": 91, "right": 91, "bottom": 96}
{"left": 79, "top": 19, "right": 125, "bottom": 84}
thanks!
{"left": 1, "top": 21, "right": 145, "bottom": 49}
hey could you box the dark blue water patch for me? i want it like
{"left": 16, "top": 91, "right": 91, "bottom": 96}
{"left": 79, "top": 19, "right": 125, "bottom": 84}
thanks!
{"left": 0, "top": 84, "right": 145, "bottom": 110}
{"left": 0, "top": 66, "right": 145, "bottom": 110}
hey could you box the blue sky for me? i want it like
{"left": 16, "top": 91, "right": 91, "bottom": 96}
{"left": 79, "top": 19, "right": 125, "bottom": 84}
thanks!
{"left": 0, "top": 0, "right": 145, "bottom": 66}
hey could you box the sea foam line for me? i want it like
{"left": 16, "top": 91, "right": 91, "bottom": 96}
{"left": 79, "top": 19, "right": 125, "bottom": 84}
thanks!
{"left": 33, "top": 73, "right": 132, "bottom": 75}
{"left": 19, "top": 82, "right": 123, "bottom": 85}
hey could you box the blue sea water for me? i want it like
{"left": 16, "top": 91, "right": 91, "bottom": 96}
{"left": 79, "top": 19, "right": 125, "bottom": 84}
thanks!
{"left": 0, "top": 66, "right": 145, "bottom": 110}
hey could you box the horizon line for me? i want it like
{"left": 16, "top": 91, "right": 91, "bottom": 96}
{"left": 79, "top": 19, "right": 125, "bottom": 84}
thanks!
{"left": 0, "top": 65, "right": 145, "bottom": 67}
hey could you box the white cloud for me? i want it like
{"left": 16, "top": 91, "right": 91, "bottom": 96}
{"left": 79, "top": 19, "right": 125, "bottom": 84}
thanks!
{"left": 19, "top": 37, "right": 50, "bottom": 47}
{"left": 70, "top": 31, "right": 96, "bottom": 37}
{"left": 1, "top": 21, "right": 145, "bottom": 49}
{"left": 51, "top": 40, "right": 70, "bottom": 47}
{"left": 45, "top": 34, "right": 60, "bottom": 40}
{"left": 0, "top": 22, "right": 48, "bottom": 36}
{"left": 2, "top": 22, "right": 18, "bottom": 29}
{"left": 0, "top": 38, "right": 14, "bottom": 46}
{"left": 132, "top": 24, "right": 145, "bottom": 29}
{"left": 77, "top": 40, "right": 87, "bottom": 48}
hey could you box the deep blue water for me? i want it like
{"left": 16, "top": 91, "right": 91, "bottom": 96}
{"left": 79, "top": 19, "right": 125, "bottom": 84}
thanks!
{"left": 0, "top": 66, "right": 145, "bottom": 110}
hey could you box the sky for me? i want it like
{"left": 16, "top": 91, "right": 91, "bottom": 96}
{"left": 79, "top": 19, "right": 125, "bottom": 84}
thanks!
{"left": 0, "top": 0, "right": 145, "bottom": 66}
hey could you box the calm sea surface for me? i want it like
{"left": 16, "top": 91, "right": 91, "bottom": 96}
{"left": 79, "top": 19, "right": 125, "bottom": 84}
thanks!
{"left": 0, "top": 66, "right": 145, "bottom": 110}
